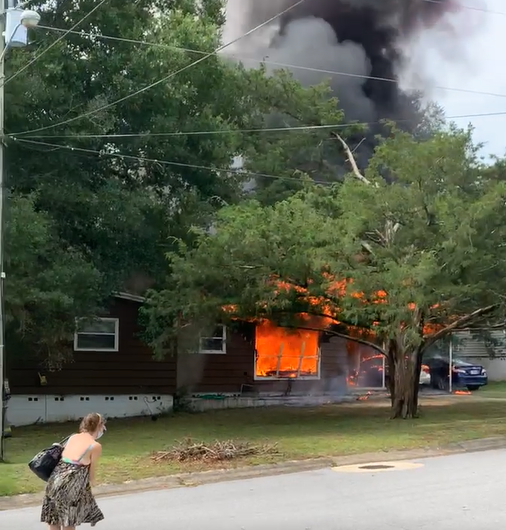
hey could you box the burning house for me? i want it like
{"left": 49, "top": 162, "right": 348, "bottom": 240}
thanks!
{"left": 4, "top": 1, "right": 470, "bottom": 425}
{"left": 6, "top": 294, "right": 385, "bottom": 426}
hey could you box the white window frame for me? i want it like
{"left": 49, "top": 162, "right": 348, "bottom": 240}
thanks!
{"left": 74, "top": 317, "right": 119, "bottom": 352}
{"left": 198, "top": 325, "right": 227, "bottom": 354}
{"left": 254, "top": 347, "right": 322, "bottom": 380}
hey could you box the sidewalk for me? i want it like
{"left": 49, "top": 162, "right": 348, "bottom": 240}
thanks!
{"left": 1, "top": 436, "right": 505, "bottom": 511}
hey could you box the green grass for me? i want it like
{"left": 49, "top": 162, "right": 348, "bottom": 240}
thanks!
{"left": 1, "top": 399, "right": 505, "bottom": 497}
{"left": 480, "top": 381, "right": 506, "bottom": 397}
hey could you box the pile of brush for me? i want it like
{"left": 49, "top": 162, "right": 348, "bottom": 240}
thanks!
{"left": 152, "top": 438, "right": 279, "bottom": 463}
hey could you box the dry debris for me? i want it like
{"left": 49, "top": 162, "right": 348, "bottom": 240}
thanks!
{"left": 152, "top": 438, "right": 280, "bottom": 463}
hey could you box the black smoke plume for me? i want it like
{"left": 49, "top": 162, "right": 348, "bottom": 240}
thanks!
{"left": 225, "top": 0, "right": 462, "bottom": 133}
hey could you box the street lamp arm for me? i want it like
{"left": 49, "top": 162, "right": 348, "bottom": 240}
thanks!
{"left": 0, "top": 23, "right": 21, "bottom": 63}
{"left": 0, "top": 7, "right": 40, "bottom": 63}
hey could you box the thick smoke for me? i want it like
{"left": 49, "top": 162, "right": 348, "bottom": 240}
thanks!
{"left": 224, "top": 0, "right": 463, "bottom": 133}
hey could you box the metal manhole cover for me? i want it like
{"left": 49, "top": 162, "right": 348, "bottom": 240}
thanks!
{"left": 359, "top": 464, "right": 394, "bottom": 470}
{"left": 332, "top": 461, "right": 424, "bottom": 473}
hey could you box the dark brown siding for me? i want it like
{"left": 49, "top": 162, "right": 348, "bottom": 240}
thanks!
{"left": 8, "top": 297, "right": 177, "bottom": 395}
{"left": 177, "top": 326, "right": 349, "bottom": 394}
{"left": 177, "top": 327, "right": 255, "bottom": 393}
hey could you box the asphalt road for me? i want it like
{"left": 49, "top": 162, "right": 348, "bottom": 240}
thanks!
{"left": 2, "top": 449, "right": 505, "bottom": 529}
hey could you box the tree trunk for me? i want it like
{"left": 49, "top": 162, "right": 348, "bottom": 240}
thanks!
{"left": 388, "top": 341, "right": 423, "bottom": 419}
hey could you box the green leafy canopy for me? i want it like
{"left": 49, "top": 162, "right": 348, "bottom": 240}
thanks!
{"left": 143, "top": 127, "right": 506, "bottom": 356}
{"left": 6, "top": 0, "right": 356, "bottom": 361}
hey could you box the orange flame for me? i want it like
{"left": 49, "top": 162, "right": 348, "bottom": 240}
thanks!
{"left": 223, "top": 276, "right": 445, "bottom": 378}
{"left": 453, "top": 390, "right": 471, "bottom": 395}
{"left": 346, "top": 376, "right": 357, "bottom": 387}
{"left": 255, "top": 319, "right": 322, "bottom": 378}
{"left": 247, "top": 277, "right": 443, "bottom": 338}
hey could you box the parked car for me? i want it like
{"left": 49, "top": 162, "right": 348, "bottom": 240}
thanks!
{"left": 425, "top": 355, "right": 488, "bottom": 391}
{"left": 355, "top": 355, "right": 431, "bottom": 388}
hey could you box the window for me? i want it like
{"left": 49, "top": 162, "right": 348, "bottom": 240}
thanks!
{"left": 254, "top": 348, "right": 321, "bottom": 380}
{"left": 254, "top": 322, "right": 321, "bottom": 380}
{"left": 74, "top": 318, "right": 119, "bottom": 352}
{"left": 198, "top": 325, "right": 226, "bottom": 354}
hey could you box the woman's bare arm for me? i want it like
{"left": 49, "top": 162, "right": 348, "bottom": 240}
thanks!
{"left": 89, "top": 443, "right": 102, "bottom": 485}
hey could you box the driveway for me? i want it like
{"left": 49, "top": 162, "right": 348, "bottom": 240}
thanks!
{"left": 2, "top": 449, "right": 505, "bottom": 529}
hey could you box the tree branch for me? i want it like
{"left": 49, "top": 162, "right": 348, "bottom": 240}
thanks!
{"left": 283, "top": 323, "right": 387, "bottom": 356}
{"left": 270, "top": 308, "right": 370, "bottom": 331}
{"left": 327, "top": 329, "right": 387, "bottom": 356}
{"left": 333, "top": 132, "right": 375, "bottom": 186}
{"left": 333, "top": 132, "right": 368, "bottom": 184}
{"left": 422, "top": 304, "right": 499, "bottom": 350}
{"left": 333, "top": 132, "right": 384, "bottom": 252}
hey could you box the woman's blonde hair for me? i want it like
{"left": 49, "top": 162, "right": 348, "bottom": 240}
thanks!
{"left": 79, "top": 412, "right": 103, "bottom": 433}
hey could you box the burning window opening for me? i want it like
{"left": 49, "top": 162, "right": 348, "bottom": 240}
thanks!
{"left": 346, "top": 341, "right": 386, "bottom": 389}
{"left": 254, "top": 321, "right": 321, "bottom": 380}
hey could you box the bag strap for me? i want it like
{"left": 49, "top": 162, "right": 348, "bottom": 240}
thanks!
{"left": 77, "top": 444, "right": 94, "bottom": 462}
{"left": 60, "top": 435, "right": 72, "bottom": 446}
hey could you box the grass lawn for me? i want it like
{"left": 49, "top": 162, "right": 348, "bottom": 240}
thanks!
{"left": 1, "top": 398, "right": 505, "bottom": 497}
{"left": 479, "top": 381, "right": 506, "bottom": 397}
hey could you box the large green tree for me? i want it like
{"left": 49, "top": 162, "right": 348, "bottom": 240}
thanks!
{"left": 142, "top": 126, "right": 506, "bottom": 418}
{"left": 7, "top": 0, "right": 256, "bottom": 287}
{"left": 4, "top": 0, "right": 355, "bottom": 361}
{"left": 5, "top": 194, "right": 101, "bottom": 367}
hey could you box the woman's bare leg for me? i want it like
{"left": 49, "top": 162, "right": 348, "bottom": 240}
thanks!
{"left": 62, "top": 527, "right": 75, "bottom": 530}
{"left": 48, "top": 526, "right": 61, "bottom": 530}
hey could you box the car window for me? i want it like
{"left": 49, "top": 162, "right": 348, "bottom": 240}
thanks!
{"left": 453, "top": 358, "right": 478, "bottom": 367}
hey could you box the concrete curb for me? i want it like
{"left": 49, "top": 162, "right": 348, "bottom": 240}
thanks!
{"left": 2, "top": 436, "right": 505, "bottom": 511}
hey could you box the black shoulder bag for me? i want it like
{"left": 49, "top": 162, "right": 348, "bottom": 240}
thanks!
{"left": 28, "top": 434, "right": 71, "bottom": 482}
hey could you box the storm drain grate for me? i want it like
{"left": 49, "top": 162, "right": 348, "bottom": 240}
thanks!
{"left": 359, "top": 464, "right": 395, "bottom": 470}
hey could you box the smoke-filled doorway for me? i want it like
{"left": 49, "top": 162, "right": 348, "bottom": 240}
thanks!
{"left": 346, "top": 340, "right": 386, "bottom": 389}
{"left": 254, "top": 321, "right": 321, "bottom": 380}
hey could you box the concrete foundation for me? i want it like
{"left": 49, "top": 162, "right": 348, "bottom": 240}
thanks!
{"left": 184, "top": 392, "right": 376, "bottom": 412}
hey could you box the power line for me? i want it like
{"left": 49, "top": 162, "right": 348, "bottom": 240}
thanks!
{"left": 12, "top": 137, "right": 331, "bottom": 185}
{"left": 237, "top": 59, "right": 506, "bottom": 101}
{"left": 13, "top": 110, "right": 506, "bottom": 141}
{"left": 3, "top": 0, "right": 109, "bottom": 88}
{"left": 12, "top": 0, "right": 308, "bottom": 138}
{"left": 30, "top": 23, "right": 506, "bottom": 103}
{"left": 13, "top": 122, "right": 353, "bottom": 140}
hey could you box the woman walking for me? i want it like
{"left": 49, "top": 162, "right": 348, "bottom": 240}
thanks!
{"left": 41, "top": 412, "right": 105, "bottom": 529}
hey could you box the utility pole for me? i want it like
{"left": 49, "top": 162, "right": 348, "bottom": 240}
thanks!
{"left": 0, "top": 0, "right": 6, "bottom": 464}
{"left": 0, "top": 0, "right": 39, "bottom": 462}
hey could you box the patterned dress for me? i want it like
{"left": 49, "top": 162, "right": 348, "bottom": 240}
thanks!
{"left": 40, "top": 460, "right": 104, "bottom": 527}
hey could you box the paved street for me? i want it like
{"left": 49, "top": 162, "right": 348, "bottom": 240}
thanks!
{"left": 2, "top": 450, "right": 505, "bottom": 529}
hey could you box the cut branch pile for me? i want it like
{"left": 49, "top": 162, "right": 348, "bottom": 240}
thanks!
{"left": 152, "top": 438, "right": 280, "bottom": 463}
